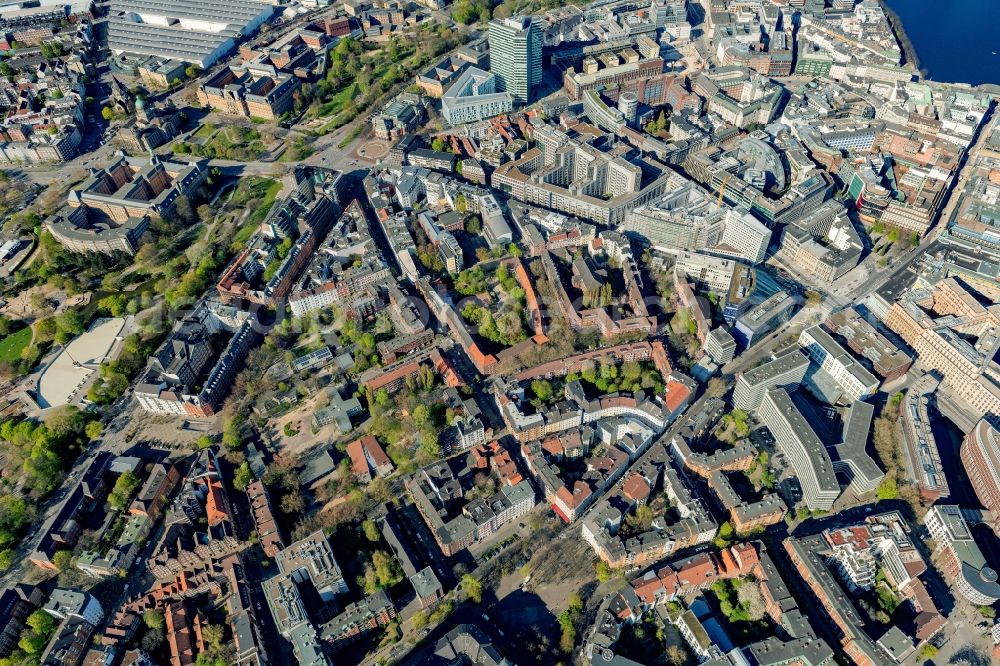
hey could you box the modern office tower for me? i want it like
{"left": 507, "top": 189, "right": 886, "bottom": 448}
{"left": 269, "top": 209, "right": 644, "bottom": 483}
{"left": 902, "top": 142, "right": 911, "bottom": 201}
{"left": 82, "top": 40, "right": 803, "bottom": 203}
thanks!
{"left": 759, "top": 387, "right": 840, "bottom": 511}
{"left": 734, "top": 290, "right": 797, "bottom": 347}
{"left": 798, "top": 325, "right": 879, "bottom": 401}
{"left": 674, "top": 251, "right": 739, "bottom": 293}
{"left": 705, "top": 328, "right": 737, "bottom": 365}
{"left": 653, "top": 0, "right": 691, "bottom": 40}
{"left": 623, "top": 178, "right": 770, "bottom": 264}
{"left": 488, "top": 16, "right": 542, "bottom": 105}
{"left": 441, "top": 67, "right": 514, "bottom": 125}
{"left": 732, "top": 348, "right": 809, "bottom": 412}
{"left": 961, "top": 418, "right": 1000, "bottom": 516}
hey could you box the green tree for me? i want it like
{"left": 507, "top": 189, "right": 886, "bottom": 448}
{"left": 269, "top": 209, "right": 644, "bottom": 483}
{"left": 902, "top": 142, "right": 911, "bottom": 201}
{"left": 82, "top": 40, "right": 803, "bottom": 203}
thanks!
{"left": 233, "top": 462, "right": 253, "bottom": 492}
{"left": 371, "top": 549, "right": 402, "bottom": 588}
{"left": 461, "top": 574, "right": 483, "bottom": 604}
{"left": 55, "top": 308, "right": 84, "bottom": 338}
{"left": 412, "top": 404, "right": 430, "bottom": 428}
{"left": 362, "top": 518, "right": 380, "bottom": 543}
{"left": 108, "top": 471, "right": 140, "bottom": 510}
{"left": 222, "top": 417, "right": 242, "bottom": 450}
{"left": 876, "top": 476, "right": 898, "bottom": 500}
{"left": 143, "top": 610, "right": 166, "bottom": 630}
{"left": 101, "top": 106, "right": 113, "bottom": 121}
{"left": 196, "top": 435, "right": 213, "bottom": 449}
{"left": 531, "top": 379, "right": 554, "bottom": 402}
{"left": 24, "top": 610, "right": 53, "bottom": 637}
{"left": 713, "top": 521, "right": 734, "bottom": 548}
{"left": 84, "top": 420, "right": 102, "bottom": 440}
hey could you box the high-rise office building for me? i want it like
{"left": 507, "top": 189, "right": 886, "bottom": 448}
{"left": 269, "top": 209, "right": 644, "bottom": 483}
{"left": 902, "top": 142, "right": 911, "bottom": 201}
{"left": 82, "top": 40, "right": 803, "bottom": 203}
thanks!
{"left": 488, "top": 16, "right": 542, "bottom": 105}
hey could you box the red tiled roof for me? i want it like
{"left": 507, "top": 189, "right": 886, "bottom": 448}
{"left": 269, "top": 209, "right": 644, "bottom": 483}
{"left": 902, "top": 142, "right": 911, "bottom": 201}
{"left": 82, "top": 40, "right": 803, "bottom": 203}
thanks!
{"left": 622, "top": 474, "right": 650, "bottom": 503}
{"left": 346, "top": 438, "right": 370, "bottom": 477}
{"left": 664, "top": 379, "right": 692, "bottom": 413}
{"left": 360, "top": 435, "right": 391, "bottom": 469}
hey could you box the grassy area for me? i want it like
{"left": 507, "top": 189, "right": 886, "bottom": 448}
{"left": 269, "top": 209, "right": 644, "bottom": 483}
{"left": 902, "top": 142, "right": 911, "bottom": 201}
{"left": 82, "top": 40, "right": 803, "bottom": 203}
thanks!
{"left": 174, "top": 126, "right": 267, "bottom": 161}
{"left": 337, "top": 124, "right": 364, "bottom": 149}
{"left": 0, "top": 326, "right": 31, "bottom": 362}
{"left": 278, "top": 138, "right": 316, "bottom": 163}
{"left": 229, "top": 179, "right": 283, "bottom": 249}
{"left": 316, "top": 83, "right": 358, "bottom": 118}
{"left": 193, "top": 123, "right": 217, "bottom": 139}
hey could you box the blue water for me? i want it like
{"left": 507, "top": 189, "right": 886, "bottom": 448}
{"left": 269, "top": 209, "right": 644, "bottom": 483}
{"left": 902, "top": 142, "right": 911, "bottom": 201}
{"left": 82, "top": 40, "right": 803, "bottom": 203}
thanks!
{"left": 883, "top": 0, "right": 1000, "bottom": 86}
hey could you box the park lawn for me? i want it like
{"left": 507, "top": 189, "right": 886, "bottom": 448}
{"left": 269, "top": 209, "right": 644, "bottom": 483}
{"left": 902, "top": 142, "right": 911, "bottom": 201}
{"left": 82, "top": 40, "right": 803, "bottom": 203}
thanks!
{"left": 0, "top": 326, "right": 32, "bottom": 362}
{"left": 230, "top": 179, "right": 283, "bottom": 250}
{"left": 317, "top": 83, "right": 358, "bottom": 118}
{"left": 193, "top": 123, "right": 217, "bottom": 139}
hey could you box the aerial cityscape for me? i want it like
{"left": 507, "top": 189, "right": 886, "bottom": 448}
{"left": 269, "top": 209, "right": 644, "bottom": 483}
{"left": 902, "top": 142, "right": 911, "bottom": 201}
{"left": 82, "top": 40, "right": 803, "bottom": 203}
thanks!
{"left": 0, "top": 0, "right": 996, "bottom": 665}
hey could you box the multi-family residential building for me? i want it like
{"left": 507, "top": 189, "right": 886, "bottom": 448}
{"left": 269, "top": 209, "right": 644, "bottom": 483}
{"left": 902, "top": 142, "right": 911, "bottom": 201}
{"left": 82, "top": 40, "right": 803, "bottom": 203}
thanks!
{"left": 134, "top": 301, "right": 259, "bottom": 418}
{"left": 708, "top": 469, "right": 786, "bottom": 533}
{"left": 129, "top": 463, "right": 179, "bottom": 520}
{"left": 406, "top": 445, "right": 534, "bottom": 556}
{"left": 785, "top": 511, "right": 946, "bottom": 666}
{"left": 582, "top": 444, "right": 717, "bottom": 568}
{"left": 217, "top": 191, "right": 338, "bottom": 307}
{"left": 0, "top": 585, "right": 43, "bottom": 657}
{"left": 287, "top": 200, "right": 388, "bottom": 318}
